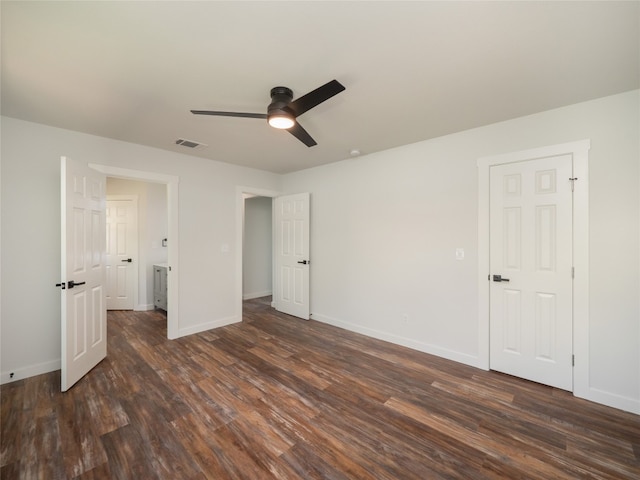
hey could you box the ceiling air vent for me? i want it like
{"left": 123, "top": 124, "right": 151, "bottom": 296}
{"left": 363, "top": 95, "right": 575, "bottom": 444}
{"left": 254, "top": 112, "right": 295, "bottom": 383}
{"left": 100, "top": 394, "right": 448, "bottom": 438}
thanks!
{"left": 175, "top": 138, "right": 207, "bottom": 149}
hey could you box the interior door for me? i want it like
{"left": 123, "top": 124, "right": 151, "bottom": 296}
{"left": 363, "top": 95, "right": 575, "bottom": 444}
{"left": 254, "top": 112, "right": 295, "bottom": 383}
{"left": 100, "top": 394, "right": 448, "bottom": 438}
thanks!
{"left": 274, "top": 193, "right": 310, "bottom": 319}
{"left": 60, "top": 157, "right": 107, "bottom": 391}
{"left": 106, "top": 198, "right": 137, "bottom": 310}
{"left": 489, "top": 155, "right": 573, "bottom": 390}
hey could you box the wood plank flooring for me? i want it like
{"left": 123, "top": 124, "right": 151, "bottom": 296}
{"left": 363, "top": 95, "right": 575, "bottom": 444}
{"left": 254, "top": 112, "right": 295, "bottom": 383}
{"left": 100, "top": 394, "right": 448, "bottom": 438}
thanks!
{"left": 2, "top": 297, "right": 639, "bottom": 479}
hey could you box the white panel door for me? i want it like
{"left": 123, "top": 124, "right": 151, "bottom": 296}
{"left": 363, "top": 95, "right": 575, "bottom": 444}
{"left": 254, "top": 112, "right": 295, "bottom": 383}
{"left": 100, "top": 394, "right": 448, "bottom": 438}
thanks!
{"left": 60, "top": 157, "right": 107, "bottom": 391}
{"left": 106, "top": 199, "right": 137, "bottom": 310}
{"left": 490, "top": 155, "right": 573, "bottom": 390}
{"left": 275, "top": 193, "right": 310, "bottom": 319}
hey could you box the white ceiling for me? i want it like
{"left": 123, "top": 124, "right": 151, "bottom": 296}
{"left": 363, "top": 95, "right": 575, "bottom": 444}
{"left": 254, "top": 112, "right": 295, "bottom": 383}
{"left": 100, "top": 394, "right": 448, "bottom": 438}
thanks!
{"left": 2, "top": 1, "right": 638, "bottom": 174}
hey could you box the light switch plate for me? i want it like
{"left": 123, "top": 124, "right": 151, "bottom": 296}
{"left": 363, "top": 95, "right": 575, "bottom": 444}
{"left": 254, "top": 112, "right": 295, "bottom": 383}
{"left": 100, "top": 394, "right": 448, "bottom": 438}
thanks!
{"left": 456, "top": 248, "right": 464, "bottom": 260}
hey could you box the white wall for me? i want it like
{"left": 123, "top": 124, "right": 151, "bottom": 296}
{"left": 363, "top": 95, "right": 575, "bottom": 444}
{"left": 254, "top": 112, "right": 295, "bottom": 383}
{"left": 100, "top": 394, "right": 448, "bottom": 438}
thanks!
{"left": 0, "top": 117, "right": 281, "bottom": 383}
{"left": 1, "top": 90, "right": 638, "bottom": 414}
{"left": 282, "top": 90, "right": 640, "bottom": 414}
{"left": 107, "top": 178, "right": 168, "bottom": 309}
{"left": 243, "top": 196, "right": 272, "bottom": 299}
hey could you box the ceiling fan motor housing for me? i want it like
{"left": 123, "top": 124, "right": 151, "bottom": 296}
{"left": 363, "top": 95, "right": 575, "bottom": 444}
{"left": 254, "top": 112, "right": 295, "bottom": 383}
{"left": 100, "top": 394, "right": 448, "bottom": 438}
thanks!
{"left": 268, "top": 86, "right": 294, "bottom": 118}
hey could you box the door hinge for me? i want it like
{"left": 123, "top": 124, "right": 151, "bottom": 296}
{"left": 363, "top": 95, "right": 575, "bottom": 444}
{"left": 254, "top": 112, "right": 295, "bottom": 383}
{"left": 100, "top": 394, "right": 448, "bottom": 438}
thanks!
{"left": 572, "top": 266, "right": 575, "bottom": 278}
{"left": 572, "top": 354, "right": 575, "bottom": 366}
{"left": 569, "top": 177, "right": 578, "bottom": 192}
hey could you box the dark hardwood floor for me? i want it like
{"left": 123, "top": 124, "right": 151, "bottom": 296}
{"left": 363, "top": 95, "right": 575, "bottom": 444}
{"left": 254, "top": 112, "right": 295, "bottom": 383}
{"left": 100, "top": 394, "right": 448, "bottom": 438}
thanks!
{"left": 2, "top": 297, "right": 639, "bottom": 479}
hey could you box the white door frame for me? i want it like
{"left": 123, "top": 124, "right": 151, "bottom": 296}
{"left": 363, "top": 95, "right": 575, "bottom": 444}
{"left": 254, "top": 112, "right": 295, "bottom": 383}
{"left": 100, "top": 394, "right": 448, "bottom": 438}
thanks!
{"left": 235, "top": 186, "right": 281, "bottom": 321}
{"left": 477, "top": 140, "right": 590, "bottom": 399}
{"left": 90, "top": 164, "right": 180, "bottom": 339}
{"left": 106, "top": 195, "right": 139, "bottom": 310}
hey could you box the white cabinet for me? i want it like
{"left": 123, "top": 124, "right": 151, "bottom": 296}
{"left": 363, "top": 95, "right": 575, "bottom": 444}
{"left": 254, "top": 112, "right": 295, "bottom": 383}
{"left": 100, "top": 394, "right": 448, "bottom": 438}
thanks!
{"left": 153, "top": 264, "right": 168, "bottom": 311}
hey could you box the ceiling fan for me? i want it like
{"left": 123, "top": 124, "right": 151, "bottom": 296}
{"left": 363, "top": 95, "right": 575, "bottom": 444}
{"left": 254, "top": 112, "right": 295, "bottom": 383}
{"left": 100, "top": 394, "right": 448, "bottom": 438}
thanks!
{"left": 191, "top": 79, "right": 345, "bottom": 147}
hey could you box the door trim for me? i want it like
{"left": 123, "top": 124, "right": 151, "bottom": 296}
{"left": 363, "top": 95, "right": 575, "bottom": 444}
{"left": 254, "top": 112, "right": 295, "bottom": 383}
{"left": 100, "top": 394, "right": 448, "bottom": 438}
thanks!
{"left": 90, "top": 164, "right": 180, "bottom": 339}
{"left": 477, "top": 140, "right": 590, "bottom": 398}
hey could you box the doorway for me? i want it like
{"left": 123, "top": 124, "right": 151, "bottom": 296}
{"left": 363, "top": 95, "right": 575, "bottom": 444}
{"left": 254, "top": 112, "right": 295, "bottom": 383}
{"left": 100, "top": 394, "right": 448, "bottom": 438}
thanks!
{"left": 236, "top": 187, "right": 312, "bottom": 322}
{"left": 235, "top": 186, "right": 280, "bottom": 322}
{"left": 242, "top": 195, "right": 273, "bottom": 301}
{"left": 106, "top": 180, "right": 167, "bottom": 312}
{"left": 90, "top": 164, "right": 180, "bottom": 339}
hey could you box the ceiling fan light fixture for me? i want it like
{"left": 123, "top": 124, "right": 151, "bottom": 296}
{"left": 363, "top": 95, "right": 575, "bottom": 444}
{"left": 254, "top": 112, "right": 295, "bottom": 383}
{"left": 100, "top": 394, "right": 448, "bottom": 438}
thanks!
{"left": 192, "top": 80, "right": 345, "bottom": 147}
{"left": 268, "top": 113, "right": 295, "bottom": 129}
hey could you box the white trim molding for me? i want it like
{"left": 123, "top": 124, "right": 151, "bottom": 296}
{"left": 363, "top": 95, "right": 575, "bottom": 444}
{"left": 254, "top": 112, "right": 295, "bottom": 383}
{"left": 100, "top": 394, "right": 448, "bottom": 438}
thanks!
{"left": 311, "top": 313, "right": 480, "bottom": 368}
{"left": 477, "top": 140, "right": 591, "bottom": 398}
{"left": 1, "top": 359, "right": 61, "bottom": 385}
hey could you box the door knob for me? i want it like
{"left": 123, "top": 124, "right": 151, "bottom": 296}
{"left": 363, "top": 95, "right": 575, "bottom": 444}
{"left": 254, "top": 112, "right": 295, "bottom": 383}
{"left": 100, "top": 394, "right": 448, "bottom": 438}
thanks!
{"left": 67, "top": 280, "right": 86, "bottom": 289}
{"left": 121, "top": 258, "right": 132, "bottom": 263}
{"left": 297, "top": 260, "right": 309, "bottom": 265}
{"left": 493, "top": 275, "right": 510, "bottom": 282}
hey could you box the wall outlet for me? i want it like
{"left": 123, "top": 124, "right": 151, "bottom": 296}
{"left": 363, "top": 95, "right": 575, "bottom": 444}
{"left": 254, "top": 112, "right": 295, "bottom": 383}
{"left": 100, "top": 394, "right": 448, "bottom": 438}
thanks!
{"left": 456, "top": 248, "right": 465, "bottom": 260}
{"left": 402, "top": 314, "right": 409, "bottom": 324}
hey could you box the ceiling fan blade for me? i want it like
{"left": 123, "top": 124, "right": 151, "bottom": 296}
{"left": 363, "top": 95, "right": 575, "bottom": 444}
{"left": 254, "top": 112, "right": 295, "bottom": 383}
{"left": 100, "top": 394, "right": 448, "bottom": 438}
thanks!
{"left": 287, "top": 122, "right": 317, "bottom": 147}
{"left": 287, "top": 79, "right": 345, "bottom": 117}
{"left": 191, "top": 110, "right": 267, "bottom": 119}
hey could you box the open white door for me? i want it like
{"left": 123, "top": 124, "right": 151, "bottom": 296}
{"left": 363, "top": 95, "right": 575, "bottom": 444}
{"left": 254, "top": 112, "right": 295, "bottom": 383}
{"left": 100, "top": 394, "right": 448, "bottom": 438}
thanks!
{"left": 274, "top": 193, "right": 310, "bottom": 319}
{"left": 60, "top": 157, "right": 107, "bottom": 391}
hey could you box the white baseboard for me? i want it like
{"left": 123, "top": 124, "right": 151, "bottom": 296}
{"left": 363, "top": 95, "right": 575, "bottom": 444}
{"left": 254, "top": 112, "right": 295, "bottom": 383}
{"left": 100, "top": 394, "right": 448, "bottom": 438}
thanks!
{"left": 178, "top": 315, "right": 241, "bottom": 338}
{"left": 7, "top": 311, "right": 636, "bottom": 416}
{"left": 242, "top": 291, "right": 273, "bottom": 300}
{"left": 1, "top": 359, "right": 61, "bottom": 385}
{"left": 134, "top": 303, "right": 155, "bottom": 311}
{"left": 576, "top": 387, "right": 640, "bottom": 415}
{"left": 310, "top": 313, "right": 482, "bottom": 369}
{"left": 0, "top": 314, "right": 240, "bottom": 385}
{"left": 312, "top": 313, "right": 640, "bottom": 415}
